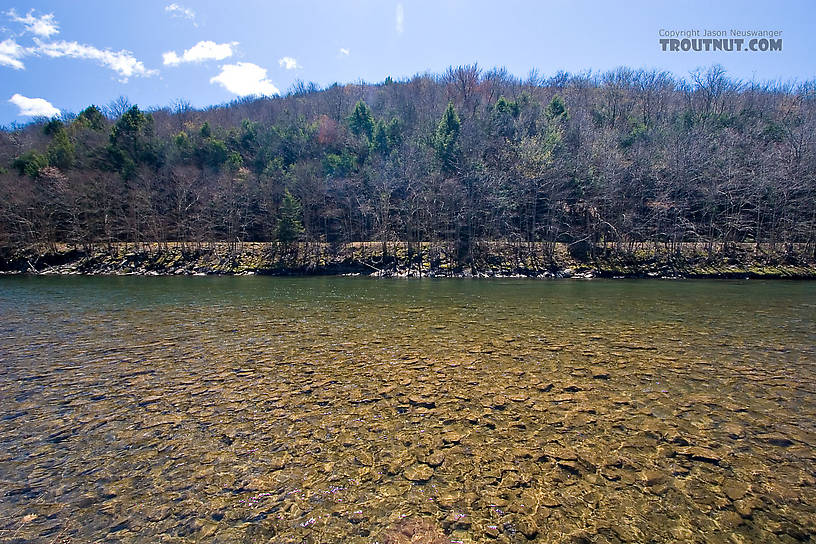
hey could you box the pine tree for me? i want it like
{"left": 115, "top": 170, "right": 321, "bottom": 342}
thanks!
{"left": 371, "top": 120, "right": 390, "bottom": 155}
{"left": 48, "top": 129, "right": 75, "bottom": 170}
{"left": 386, "top": 118, "right": 403, "bottom": 149}
{"left": 546, "top": 95, "right": 568, "bottom": 120}
{"left": 348, "top": 101, "right": 375, "bottom": 140}
{"left": 434, "top": 102, "right": 461, "bottom": 174}
{"left": 276, "top": 189, "right": 305, "bottom": 243}
{"left": 76, "top": 105, "right": 105, "bottom": 130}
{"left": 107, "top": 105, "right": 156, "bottom": 178}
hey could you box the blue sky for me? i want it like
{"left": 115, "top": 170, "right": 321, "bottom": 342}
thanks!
{"left": 1, "top": 0, "right": 814, "bottom": 125}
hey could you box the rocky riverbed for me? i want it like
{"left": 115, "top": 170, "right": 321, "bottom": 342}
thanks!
{"left": 0, "top": 276, "right": 814, "bottom": 543}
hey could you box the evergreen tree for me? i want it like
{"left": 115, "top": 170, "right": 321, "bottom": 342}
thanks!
{"left": 386, "top": 118, "right": 403, "bottom": 149}
{"left": 492, "top": 96, "right": 520, "bottom": 140}
{"left": 371, "top": 120, "right": 390, "bottom": 155}
{"left": 12, "top": 151, "right": 49, "bottom": 178}
{"left": 48, "top": 129, "right": 75, "bottom": 170}
{"left": 494, "top": 96, "right": 520, "bottom": 118}
{"left": 76, "top": 105, "right": 105, "bottom": 130}
{"left": 348, "top": 101, "right": 375, "bottom": 140}
{"left": 196, "top": 138, "right": 229, "bottom": 170}
{"left": 43, "top": 119, "right": 65, "bottom": 136}
{"left": 434, "top": 102, "right": 461, "bottom": 174}
{"left": 324, "top": 150, "right": 356, "bottom": 176}
{"left": 107, "top": 105, "right": 156, "bottom": 178}
{"left": 276, "top": 189, "right": 305, "bottom": 243}
{"left": 546, "top": 95, "right": 568, "bottom": 120}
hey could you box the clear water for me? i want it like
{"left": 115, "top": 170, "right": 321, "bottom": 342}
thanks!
{"left": 0, "top": 277, "right": 814, "bottom": 543}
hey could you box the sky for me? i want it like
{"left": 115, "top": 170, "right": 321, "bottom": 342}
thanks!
{"left": 1, "top": 0, "right": 814, "bottom": 125}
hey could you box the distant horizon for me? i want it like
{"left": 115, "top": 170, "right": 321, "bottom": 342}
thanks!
{"left": 3, "top": 61, "right": 814, "bottom": 129}
{"left": 2, "top": 1, "right": 814, "bottom": 125}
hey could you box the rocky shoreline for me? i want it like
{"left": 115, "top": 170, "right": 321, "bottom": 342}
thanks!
{"left": 1, "top": 242, "right": 814, "bottom": 279}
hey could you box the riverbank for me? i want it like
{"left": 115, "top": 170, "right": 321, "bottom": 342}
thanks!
{"left": 1, "top": 242, "right": 814, "bottom": 279}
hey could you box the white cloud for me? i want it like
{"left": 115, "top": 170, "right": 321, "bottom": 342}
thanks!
{"left": 162, "top": 51, "right": 181, "bottom": 65}
{"left": 163, "top": 40, "right": 237, "bottom": 66}
{"left": 0, "top": 38, "right": 25, "bottom": 69}
{"left": 9, "top": 93, "right": 59, "bottom": 117}
{"left": 164, "top": 3, "right": 196, "bottom": 25}
{"left": 210, "top": 62, "right": 279, "bottom": 96}
{"left": 0, "top": 21, "right": 156, "bottom": 80}
{"left": 339, "top": 48, "right": 350, "bottom": 56}
{"left": 34, "top": 39, "right": 157, "bottom": 81}
{"left": 6, "top": 9, "right": 59, "bottom": 38}
{"left": 396, "top": 3, "right": 404, "bottom": 34}
{"left": 278, "top": 56, "right": 299, "bottom": 70}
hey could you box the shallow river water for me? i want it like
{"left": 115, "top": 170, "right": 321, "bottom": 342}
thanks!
{"left": 0, "top": 276, "right": 814, "bottom": 544}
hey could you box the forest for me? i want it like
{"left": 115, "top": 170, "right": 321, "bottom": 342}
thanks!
{"left": 1, "top": 64, "right": 815, "bottom": 268}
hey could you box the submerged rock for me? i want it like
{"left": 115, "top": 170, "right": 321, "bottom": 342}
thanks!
{"left": 423, "top": 451, "right": 445, "bottom": 467}
{"left": 675, "top": 446, "right": 721, "bottom": 465}
{"left": 516, "top": 516, "right": 539, "bottom": 539}
{"left": 408, "top": 395, "right": 436, "bottom": 408}
{"left": 641, "top": 469, "right": 670, "bottom": 486}
{"left": 483, "top": 524, "right": 500, "bottom": 538}
{"left": 269, "top": 453, "right": 290, "bottom": 470}
{"left": 381, "top": 518, "right": 448, "bottom": 544}
{"left": 722, "top": 480, "right": 749, "bottom": 501}
{"left": 404, "top": 464, "right": 434, "bottom": 482}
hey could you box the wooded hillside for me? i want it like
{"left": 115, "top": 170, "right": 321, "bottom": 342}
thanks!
{"left": 2, "top": 65, "right": 814, "bottom": 264}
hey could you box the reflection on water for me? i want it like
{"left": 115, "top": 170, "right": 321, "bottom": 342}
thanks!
{"left": 0, "top": 277, "right": 814, "bottom": 543}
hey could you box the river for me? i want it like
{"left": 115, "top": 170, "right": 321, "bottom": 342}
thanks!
{"left": 0, "top": 276, "right": 814, "bottom": 543}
